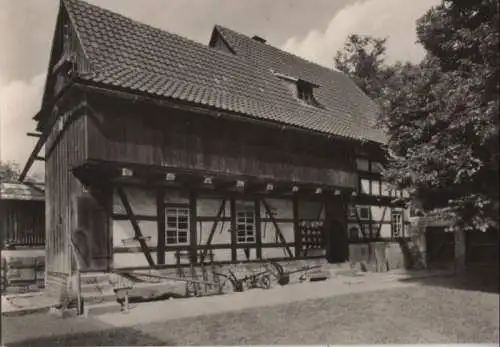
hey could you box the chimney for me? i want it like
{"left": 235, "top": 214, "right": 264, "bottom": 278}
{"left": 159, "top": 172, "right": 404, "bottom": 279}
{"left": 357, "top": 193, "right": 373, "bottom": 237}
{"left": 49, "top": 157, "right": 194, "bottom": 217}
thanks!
{"left": 252, "top": 35, "right": 266, "bottom": 44}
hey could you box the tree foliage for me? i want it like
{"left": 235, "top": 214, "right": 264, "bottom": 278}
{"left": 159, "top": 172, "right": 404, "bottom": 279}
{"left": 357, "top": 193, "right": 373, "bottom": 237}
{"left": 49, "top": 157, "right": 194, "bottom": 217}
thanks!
{"left": 0, "top": 161, "right": 20, "bottom": 182}
{"left": 335, "top": 0, "right": 499, "bottom": 232}
{"left": 334, "top": 34, "right": 389, "bottom": 100}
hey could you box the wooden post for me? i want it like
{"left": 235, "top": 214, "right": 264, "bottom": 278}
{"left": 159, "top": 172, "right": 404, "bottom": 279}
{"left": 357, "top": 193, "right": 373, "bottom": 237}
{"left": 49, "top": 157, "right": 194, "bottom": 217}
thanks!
{"left": 255, "top": 198, "right": 262, "bottom": 260}
{"left": 293, "top": 197, "right": 301, "bottom": 257}
{"left": 230, "top": 197, "right": 237, "bottom": 261}
{"left": 157, "top": 188, "right": 166, "bottom": 265}
{"left": 189, "top": 192, "right": 197, "bottom": 264}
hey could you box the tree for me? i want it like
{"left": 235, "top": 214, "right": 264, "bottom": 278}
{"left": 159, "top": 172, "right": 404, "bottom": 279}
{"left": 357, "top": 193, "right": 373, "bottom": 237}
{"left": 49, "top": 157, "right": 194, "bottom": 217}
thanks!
{"left": 336, "top": 0, "right": 499, "bottom": 232}
{"left": 334, "top": 34, "right": 390, "bottom": 100}
{"left": 0, "top": 160, "right": 43, "bottom": 183}
{"left": 0, "top": 161, "right": 20, "bottom": 182}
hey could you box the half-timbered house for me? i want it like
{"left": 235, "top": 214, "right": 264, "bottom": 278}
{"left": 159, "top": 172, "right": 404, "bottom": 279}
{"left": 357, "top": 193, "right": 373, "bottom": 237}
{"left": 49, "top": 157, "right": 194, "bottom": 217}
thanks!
{"left": 21, "top": 0, "right": 417, "bottom": 298}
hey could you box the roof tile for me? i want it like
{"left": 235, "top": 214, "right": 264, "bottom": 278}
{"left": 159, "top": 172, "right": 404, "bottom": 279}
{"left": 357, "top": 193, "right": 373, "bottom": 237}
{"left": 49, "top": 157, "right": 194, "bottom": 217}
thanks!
{"left": 62, "top": 0, "right": 385, "bottom": 143}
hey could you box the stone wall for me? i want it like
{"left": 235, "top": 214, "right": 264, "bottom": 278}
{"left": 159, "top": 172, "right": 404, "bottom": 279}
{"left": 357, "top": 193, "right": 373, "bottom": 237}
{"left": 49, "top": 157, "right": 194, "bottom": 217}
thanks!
{"left": 348, "top": 222, "right": 427, "bottom": 272}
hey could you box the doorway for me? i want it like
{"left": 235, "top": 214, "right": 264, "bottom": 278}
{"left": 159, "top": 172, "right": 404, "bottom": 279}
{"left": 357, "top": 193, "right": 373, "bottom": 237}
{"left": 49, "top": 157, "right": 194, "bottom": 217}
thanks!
{"left": 325, "top": 219, "right": 348, "bottom": 263}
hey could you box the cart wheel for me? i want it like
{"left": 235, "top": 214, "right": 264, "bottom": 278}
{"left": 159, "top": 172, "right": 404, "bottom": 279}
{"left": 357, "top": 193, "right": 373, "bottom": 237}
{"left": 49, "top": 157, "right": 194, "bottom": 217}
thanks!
{"left": 260, "top": 275, "right": 272, "bottom": 289}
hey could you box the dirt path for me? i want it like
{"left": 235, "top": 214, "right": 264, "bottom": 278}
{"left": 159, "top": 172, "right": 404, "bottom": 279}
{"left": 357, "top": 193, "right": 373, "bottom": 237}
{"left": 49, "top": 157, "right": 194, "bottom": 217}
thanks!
{"left": 95, "top": 270, "right": 433, "bottom": 327}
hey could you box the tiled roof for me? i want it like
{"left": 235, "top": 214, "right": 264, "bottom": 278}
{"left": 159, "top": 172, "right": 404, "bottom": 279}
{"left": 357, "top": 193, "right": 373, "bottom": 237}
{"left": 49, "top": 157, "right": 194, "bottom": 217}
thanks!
{"left": 62, "top": 0, "right": 385, "bottom": 144}
{"left": 0, "top": 182, "right": 45, "bottom": 201}
{"left": 214, "top": 26, "right": 386, "bottom": 144}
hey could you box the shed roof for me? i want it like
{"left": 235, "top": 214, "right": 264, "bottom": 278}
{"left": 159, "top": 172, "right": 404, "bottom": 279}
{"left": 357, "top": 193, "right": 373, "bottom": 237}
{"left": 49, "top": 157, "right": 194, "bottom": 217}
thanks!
{"left": 0, "top": 182, "right": 45, "bottom": 201}
{"left": 59, "top": 0, "right": 385, "bottom": 144}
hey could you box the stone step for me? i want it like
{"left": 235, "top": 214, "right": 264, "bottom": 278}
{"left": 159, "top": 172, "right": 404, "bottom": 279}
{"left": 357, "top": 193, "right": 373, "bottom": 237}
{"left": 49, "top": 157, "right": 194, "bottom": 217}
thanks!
{"left": 80, "top": 273, "right": 111, "bottom": 285}
{"left": 83, "top": 301, "right": 123, "bottom": 317}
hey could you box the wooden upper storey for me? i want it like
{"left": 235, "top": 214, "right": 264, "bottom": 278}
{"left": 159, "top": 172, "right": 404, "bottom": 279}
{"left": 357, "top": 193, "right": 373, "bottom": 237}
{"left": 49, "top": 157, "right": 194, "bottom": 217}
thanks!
{"left": 35, "top": 0, "right": 387, "bottom": 189}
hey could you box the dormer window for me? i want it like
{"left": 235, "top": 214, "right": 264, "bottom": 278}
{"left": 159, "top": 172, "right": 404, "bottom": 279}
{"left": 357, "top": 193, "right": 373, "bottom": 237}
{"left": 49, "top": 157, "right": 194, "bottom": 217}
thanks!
{"left": 296, "top": 79, "right": 321, "bottom": 107}
{"left": 271, "top": 70, "right": 322, "bottom": 108}
{"left": 296, "top": 80, "right": 316, "bottom": 105}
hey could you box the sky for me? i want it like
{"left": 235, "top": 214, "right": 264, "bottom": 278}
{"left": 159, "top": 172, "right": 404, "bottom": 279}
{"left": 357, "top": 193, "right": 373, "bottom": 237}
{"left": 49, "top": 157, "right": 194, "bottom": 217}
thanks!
{"left": 0, "top": 0, "right": 440, "bottom": 178}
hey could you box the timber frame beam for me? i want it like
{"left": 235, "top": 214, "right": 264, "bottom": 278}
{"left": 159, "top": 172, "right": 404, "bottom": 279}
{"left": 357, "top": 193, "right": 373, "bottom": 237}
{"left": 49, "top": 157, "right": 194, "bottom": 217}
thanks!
{"left": 261, "top": 199, "right": 294, "bottom": 258}
{"left": 116, "top": 186, "right": 155, "bottom": 267}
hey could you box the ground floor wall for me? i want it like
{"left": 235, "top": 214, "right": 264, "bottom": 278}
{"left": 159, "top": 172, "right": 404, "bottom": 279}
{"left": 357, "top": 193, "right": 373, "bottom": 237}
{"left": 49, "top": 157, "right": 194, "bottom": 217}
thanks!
{"left": 111, "top": 186, "right": 338, "bottom": 269}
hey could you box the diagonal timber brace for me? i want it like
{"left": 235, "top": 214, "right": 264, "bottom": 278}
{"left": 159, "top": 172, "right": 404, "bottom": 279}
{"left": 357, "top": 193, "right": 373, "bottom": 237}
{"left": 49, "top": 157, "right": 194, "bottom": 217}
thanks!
{"left": 376, "top": 205, "right": 389, "bottom": 238}
{"left": 262, "top": 199, "right": 293, "bottom": 258}
{"left": 354, "top": 206, "right": 369, "bottom": 239}
{"left": 116, "top": 186, "right": 155, "bottom": 267}
{"left": 200, "top": 199, "right": 226, "bottom": 263}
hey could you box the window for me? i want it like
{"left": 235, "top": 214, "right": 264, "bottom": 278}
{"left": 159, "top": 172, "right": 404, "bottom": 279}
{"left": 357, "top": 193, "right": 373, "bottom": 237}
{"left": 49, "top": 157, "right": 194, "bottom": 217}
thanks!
{"left": 166, "top": 207, "right": 190, "bottom": 245}
{"left": 236, "top": 205, "right": 255, "bottom": 243}
{"left": 391, "top": 210, "right": 403, "bottom": 237}
{"left": 358, "top": 207, "right": 370, "bottom": 220}
{"left": 296, "top": 80, "right": 320, "bottom": 107}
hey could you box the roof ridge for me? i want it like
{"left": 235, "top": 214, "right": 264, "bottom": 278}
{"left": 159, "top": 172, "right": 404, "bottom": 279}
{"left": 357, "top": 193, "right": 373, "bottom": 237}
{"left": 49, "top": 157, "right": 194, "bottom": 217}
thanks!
{"left": 64, "top": 0, "right": 288, "bottom": 86}
{"left": 214, "top": 25, "right": 344, "bottom": 76}
{"left": 65, "top": 0, "right": 245, "bottom": 62}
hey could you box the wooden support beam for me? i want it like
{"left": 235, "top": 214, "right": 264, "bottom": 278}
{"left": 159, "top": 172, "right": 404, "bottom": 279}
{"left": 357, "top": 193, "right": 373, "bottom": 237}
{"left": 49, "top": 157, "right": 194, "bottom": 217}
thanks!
{"left": 254, "top": 198, "right": 262, "bottom": 260}
{"left": 261, "top": 199, "right": 293, "bottom": 258}
{"left": 116, "top": 186, "right": 155, "bottom": 267}
{"left": 230, "top": 198, "right": 237, "bottom": 261}
{"left": 34, "top": 156, "right": 45, "bottom": 162}
{"left": 157, "top": 188, "right": 166, "bottom": 265}
{"left": 293, "top": 197, "right": 301, "bottom": 257}
{"left": 27, "top": 132, "right": 42, "bottom": 137}
{"left": 200, "top": 199, "right": 226, "bottom": 262}
{"left": 189, "top": 192, "right": 197, "bottom": 264}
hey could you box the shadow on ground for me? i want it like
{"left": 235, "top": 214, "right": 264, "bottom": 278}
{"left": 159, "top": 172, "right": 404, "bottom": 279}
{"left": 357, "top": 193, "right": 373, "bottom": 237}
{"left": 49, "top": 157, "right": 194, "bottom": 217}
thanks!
{"left": 4, "top": 327, "right": 169, "bottom": 347}
{"left": 399, "top": 270, "right": 499, "bottom": 294}
{"left": 2, "top": 312, "right": 173, "bottom": 347}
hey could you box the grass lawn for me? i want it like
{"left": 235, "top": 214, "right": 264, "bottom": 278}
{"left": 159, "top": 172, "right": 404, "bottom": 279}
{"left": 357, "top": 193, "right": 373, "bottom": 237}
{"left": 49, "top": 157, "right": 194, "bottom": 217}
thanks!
{"left": 2, "top": 281, "right": 499, "bottom": 346}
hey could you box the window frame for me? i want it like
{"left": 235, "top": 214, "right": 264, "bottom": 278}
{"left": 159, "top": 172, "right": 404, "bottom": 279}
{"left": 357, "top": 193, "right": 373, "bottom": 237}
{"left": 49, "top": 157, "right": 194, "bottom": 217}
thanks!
{"left": 358, "top": 206, "right": 370, "bottom": 220}
{"left": 235, "top": 204, "right": 256, "bottom": 244}
{"left": 165, "top": 206, "right": 190, "bottom": 245}
{"left": 391, "top": 210, "right": 403, "bottom": 237}
{"left": 296, "top": 80, "right": 320, "bottom": 107}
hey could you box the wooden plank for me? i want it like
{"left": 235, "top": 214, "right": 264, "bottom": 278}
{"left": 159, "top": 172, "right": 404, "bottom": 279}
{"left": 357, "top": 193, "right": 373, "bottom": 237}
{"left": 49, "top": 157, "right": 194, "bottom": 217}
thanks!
{"left": 81, "top": 89, "right": 359, "bottom": 188}
{"left": 261, "top": 199, "right": 293, "bottom": 258}
{"left": 116, "top": 186, "right": 155, "bottom": 267}
{"left": 230, "top": 198, "right": 237, "bottom": 261}
{"left": 113, "top": 214, "right": 157, "bottom": 221}
{"left": 255, "top": 198, "right": 262, "bottom": 259}
{"left": 189, "top": 192, "right": 197, "bottom": 264}
{"left": 157, "top": 188, "right": 166, "bottom": 265}
{"left": 197, "top": 216, "right": 232, "bottom": 222}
